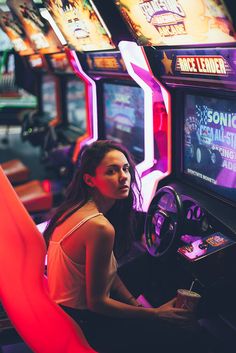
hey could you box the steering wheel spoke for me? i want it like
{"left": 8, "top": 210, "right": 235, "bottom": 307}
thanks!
{"left": 145, "top": 186, "right": 183, "bottom": 257}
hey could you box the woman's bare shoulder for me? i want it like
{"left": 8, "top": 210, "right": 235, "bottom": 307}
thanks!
{"left": 85, "top": 214, "right": 115, "bottom": 243}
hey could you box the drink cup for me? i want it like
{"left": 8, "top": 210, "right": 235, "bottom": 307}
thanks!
{"left": 175, "top": 289, "right": 201, "bottom": 311}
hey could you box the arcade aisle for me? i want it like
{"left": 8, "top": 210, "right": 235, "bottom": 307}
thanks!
{"left": 0, "top": 127, "right": 45, "bottom": 353}
{"left": 1, "top": 342, "right": 32, "bottom": 353}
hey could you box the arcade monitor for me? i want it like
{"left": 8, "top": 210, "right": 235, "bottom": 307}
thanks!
{"left": 40, "top": 74, "right": 57, "bottom": 122}
{"left": 102, "top": 81, "right": 145, "bottom": 164}
{"left": 145, "top": 90, "right": 236, "bottom": 287}
{"left": 175, "top": 91, "right": 236, "bottom": 286}
{"left": 62, "top": 78, "right": 87, "bottom": 143}
{"left": 183, "top": 93, "right": 236, "bottom": 205}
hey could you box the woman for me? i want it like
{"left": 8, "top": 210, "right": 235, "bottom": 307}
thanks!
{"left": 45, "top": 140, "right": 205, "bottom": 353}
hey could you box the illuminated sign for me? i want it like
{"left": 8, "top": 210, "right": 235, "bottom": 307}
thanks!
{"left": 7, "top": 0, "right": 62, "bottom": 54}
{"left": 115, "top": 0, "right": 236, "bottom": 46}
{"left": 86, "top": 52, "right": 126, "bottom": 73}
{"left": 175, "top": 55, "right": 232, "bottom": 76}
{"left": 44, "top": 0, "right": 115, "bottom": 52}
{"left": 48, "top": 52, "right": 74, "bottom": 73}
{"left": 28, "top": 53, "right": 44, "bottom": 68}
{"left": 0, "top": 8, "right": 34, "bottom": 55}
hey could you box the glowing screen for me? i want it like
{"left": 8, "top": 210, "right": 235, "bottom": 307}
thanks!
{"left": 41, "top": 75, "right": 57, "bottom": 120}
{"left": 66, "top": 79, "right": 87, "bottom": 133}
{"left": 184, "top": 94, "right": 236, "bottom": 203}
{"left": 103, "top": 82, "right": 145, "bottom": 164}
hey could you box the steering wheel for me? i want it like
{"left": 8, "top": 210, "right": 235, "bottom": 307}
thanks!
{"left": 145, "top": 185, "right": 183, "bottom": 258}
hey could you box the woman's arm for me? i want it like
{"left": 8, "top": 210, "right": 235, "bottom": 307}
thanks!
{"left": 111, "top": 274, "right": 141, "bottom": 307}
{"left": 85, "top": 218, "right": 192, "bottom": 323}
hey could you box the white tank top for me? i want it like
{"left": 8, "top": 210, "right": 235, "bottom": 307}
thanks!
{"left": 47, "top": 213, "right": 117, "bottom": 309}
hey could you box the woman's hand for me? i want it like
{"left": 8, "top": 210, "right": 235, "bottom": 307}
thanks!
{"left": 154, "top": 298, "right": 196, "bottom": 325}
{"left": 128, "top": 296, "right": 142, "bottom": 307}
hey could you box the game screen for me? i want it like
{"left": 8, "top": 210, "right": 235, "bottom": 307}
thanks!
{"left": 44, "top": 0, "right": 115, "bottom": 52}
{"left": 114, "top": 0, "right": 236, "bottom": 46}
{"left": 183, "top": 94, "right": 236, "bottom": 204}
{"left": 103, "top": 82, "right": 145, "bottom": 164}
{"left": 66, "top": 78, "right": 87, "bottom": 133}
{"left": 41, "top": 75, "right": 57, "bottom": 120}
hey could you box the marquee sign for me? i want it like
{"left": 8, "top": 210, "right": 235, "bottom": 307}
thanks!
{"left": 175, "top": 55, "right": 232, "bottom": 76}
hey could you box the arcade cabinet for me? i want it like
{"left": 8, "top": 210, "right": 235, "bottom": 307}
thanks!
{"left": 115, "top": 0, "right": 236, "bottom": 350}
{"left": 42, "top": 51, "right": 89, "bottom": 177}
{"left": 44, "top": 0, "right": 105, "bottom": 163}
{"left": 21, "top": 54, "right": 62, "bottom": 150}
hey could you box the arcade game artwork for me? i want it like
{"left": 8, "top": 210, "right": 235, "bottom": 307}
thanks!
{"left": 6, "top": 0, "right": 63, "bottom": 54}
{"left": 115, "top": 0, "right": 236, "bottom": 46}
{"left": 0, "top": 7, "right": 34, "bottom": 55}
{"left": 44, "top": 0, "right": 115, "bottom": 51}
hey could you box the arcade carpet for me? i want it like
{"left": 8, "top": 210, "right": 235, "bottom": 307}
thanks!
{"left": 1, "top": 342, "right": 33, "bottom": 353}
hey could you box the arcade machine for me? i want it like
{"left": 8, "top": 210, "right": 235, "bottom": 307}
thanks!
{"left": 42, "top": 50, "right": 89, "bottom": 178}
{"left": 5, "top": 1, "right": 86, "bottom": 206}
{"left": 34, "top": 11, "right": 94, "bottom": 175}
{"left": 115, "top": 0, "right": 236, "bottom": 349}
{"left": 17, "top": 0, "right": 100, "bottom": 170}
{"left": 43, "top": 0, "right": 121, "bottom": 164}
{"left": 44, "top": 0, "right": 170, "bottom": 213}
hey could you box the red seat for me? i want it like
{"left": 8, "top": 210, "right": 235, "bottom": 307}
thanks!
{"left": 0, "top": 166, "right": 96, "bottom": 353}
{"left": 14, "top": 180, "right": 53, "bottom": 213}
{"left": 1, "top": 160, "right": 53, "bottom": 213}
{"left": 1, "top": 159, "right": 30, "bottom": 184}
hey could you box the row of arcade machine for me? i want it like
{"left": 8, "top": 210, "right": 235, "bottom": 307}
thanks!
{"left": 112, "top": 0, "right": 236, "bottom": 350}
{"left": 0, "top": 0, "right": 95, "bottom": 218}
{"left": 0, "top": 1, "right": 63, "bottom": 215}
{"left": 0, "top": 0, "right": 170, "bottom": 238}
{"left": 6, "top": 0, "right": 169, "bottom": 211}
{"left": 0, "top": 1, "right": 165, "bottom": 345}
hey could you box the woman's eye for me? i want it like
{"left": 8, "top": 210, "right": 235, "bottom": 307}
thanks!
{"left": 107, "top": 169, "right": 115, "bottom": 175}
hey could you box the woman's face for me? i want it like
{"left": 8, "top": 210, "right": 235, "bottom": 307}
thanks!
{"left": 88, "top": 149, "right": 131, "bottom": 201}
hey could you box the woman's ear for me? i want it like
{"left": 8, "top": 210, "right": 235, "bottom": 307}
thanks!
{"left": 83, "top": 173, "right": 95, "bottom": 187}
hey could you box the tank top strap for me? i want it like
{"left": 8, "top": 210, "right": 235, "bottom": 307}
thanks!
{"left": 59, "top": 212, "right": 103, "bottom": 244}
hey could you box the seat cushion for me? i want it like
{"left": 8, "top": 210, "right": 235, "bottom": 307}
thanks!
{"left": 14, "top": 180, "right": 53, "bottom": 212}
{"left": 1, "top": 159, "right": 30, "bottom": 183}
